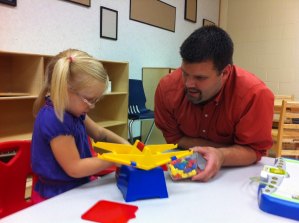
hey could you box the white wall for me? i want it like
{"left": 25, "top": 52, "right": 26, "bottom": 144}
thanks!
{"left": 0, "top": 0, "right": 219, "bottom": 138}
{"left": 0, "top": 0, "right": 219, "bottom": 80}
{"left": 220, "top": 0, "right": 299, "bottom": 99}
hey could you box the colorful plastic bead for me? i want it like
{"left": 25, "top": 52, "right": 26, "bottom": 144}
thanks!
{"left": 168, "top": 155, "right": 198, "bottom": 180}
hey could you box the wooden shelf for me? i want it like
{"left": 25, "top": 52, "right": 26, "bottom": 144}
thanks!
{"left": 97, "top": 120, "right": 127, "bottom": 128}
{"left": 0, "top": 92, "right": 31, "bottom": 96}
{"left": 104, "top": 91, "right": 127, "bottom": 96}
{"left": 0, "top": 95, "right": 37, "bottom": 100}
{"left": 88, "top": 60, "right": 128, "bottom": 139}
{"left": 0, "top": 133, "right": 33, "bottom": 142}
{"left": 0, "top": 51, "right": 128, "bottom": 141}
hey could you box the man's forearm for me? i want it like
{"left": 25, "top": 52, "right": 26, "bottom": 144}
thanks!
{"left": 219, "top": 144, "right": 257, "bottom": 166}
{"left": 177, "top": 136, "right": 226, "bottom": 149}
{"left": 178, "top": 136, "right": 257, "bottom": 166}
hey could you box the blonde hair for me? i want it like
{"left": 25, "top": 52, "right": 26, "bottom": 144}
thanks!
{"left": 33, "top": 49, "right": 109, "bottom": 122}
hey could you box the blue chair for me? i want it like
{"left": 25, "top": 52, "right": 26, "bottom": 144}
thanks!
{"left": 128, "top": 79, "right": 155, "bottom": 144}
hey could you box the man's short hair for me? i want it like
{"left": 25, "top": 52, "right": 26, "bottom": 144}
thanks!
{"left": 180, "top": 25, "right": 234, "bottom": 73}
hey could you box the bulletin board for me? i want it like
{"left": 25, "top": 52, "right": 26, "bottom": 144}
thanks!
{"left": 130, "top": 0, "right": 176, "bottom": 32}
{"left": 184, "top": 0, "right": 197, "bottom": 22}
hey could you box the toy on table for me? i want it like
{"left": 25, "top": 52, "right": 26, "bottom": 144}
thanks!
{"left": 258, "top": 157, "right": 299, "bottom": 221}
{"left": 81, "top": 200, "right": 138, "bottom": 223}
{"left": 93, "top": 140, "right": 193, "bottom": 170}
{"left": 93, "top": 140, "right": 193, "bottom": 202}
{"left": 168, "top": 153, "right": 206, "bottom": 180}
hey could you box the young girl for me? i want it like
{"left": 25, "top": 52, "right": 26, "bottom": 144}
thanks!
{"left": 31, "top": 49, "right": 129, "bottom": 202}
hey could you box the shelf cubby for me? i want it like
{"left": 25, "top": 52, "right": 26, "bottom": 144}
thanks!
{"left": 0, "top": 51, "right": 128, "bottom": 141}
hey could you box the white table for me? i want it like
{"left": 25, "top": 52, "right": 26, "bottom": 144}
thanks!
{"left": 0, "top": 157, "right": 297, "bottom": 223}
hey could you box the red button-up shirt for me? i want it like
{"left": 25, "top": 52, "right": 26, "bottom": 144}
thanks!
{"left": 154, "top": 65, "right": 274, "bottom": 160}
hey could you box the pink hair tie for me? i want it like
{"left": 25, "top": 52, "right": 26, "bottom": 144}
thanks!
{"left": 68, "top": 56, "right": 74, "bottom": 62}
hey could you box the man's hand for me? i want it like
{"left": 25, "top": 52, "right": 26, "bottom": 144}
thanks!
{"left": 191, "top": 146, "right": 224, "bottom": 182}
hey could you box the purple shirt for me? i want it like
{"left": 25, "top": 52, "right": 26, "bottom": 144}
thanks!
{"left": 31, "top": 97, "right": 91, "bottom": 198}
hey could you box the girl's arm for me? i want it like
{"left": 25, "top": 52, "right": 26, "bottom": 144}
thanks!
{"left": 50, "top": 115, "right": 130, "bottom": 178}
{"left": 50, "top": 115, "right": 129, "bottom": 178}
{"left": 84, "top": 115, "right": 130, "bottom": 144}
{"left": 50, "top": 135, "right": 113, "bottom": 178}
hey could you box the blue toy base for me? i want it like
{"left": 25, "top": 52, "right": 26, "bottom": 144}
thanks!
{"left": 258, "top": 158, "right": 299, "bottom": 221}
{"left": 259, "top": 187, "right": 299, "bottom": 221}
{"left": 116, "top": 166, "right": 168, "bottom": 202}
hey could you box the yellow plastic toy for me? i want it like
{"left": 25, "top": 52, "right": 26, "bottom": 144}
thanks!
{"left": 92, "top": 140, "right": 193, "bottom": 170}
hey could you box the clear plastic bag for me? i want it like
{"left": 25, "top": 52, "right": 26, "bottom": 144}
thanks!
{"left": 168, "top": 153, "right": 206, "bottom": 181}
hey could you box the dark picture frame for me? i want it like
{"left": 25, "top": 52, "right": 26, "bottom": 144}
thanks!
{"left": 203, "top": 19, "right": 216, "bottom": 26}
{"left": 184, "top": 0, "right": 197, "bottom": 23}
{"left": 0, "top": 0, "right": 16, "bottom": 6}
{"left": 100, "top": 7, "right": 118, "bottom": 41}
{"left": 64, "top": 0, "right": 90, "bottom": 7}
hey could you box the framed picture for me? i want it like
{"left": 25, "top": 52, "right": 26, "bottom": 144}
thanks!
{"left": 130, "top": 0, "right": 176, "bottom": 32}
{"left": 184, "top": 0, "right": 197, "bottom": 23}
{"left": 203, "top": 19, "right": 215, "bottom": 26}
{"left": 64, "top": 0, "right": 90, "bottom": 7}
{"left": 0, "top": 0, "right": 16, "bottom": 6}
{"left": 100, "top": 6, "right": 118, "bottom": 40}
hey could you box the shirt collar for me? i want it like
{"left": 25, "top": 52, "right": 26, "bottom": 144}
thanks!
{"left": 212, "top": 69, "right": 231, "bottom": 106}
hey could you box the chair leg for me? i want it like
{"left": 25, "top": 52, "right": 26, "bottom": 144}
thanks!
{"left": 277, "top": 141, "right": 282, "bottom": 158}
{"left": 128, "top": 119, "right": 134, "bottom": 144}
{"left": 144, "top": 120, "right": 155, "bottom": 145}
